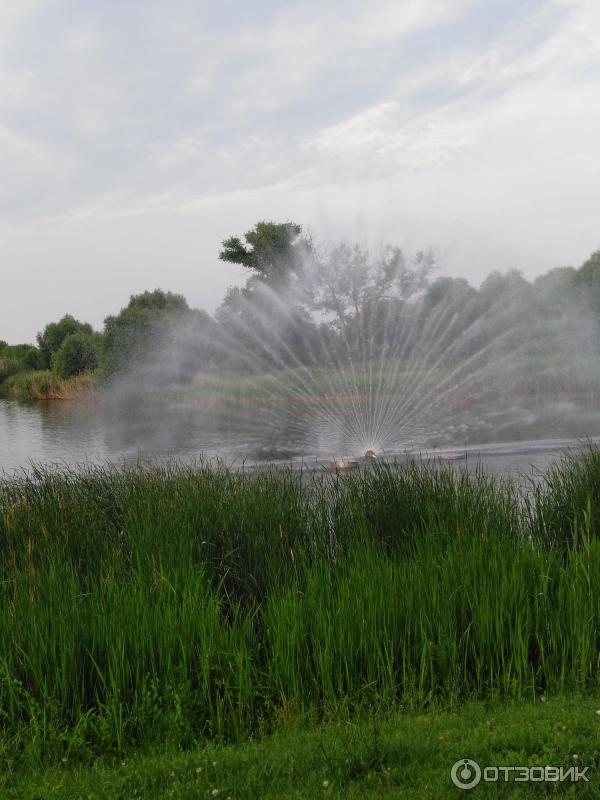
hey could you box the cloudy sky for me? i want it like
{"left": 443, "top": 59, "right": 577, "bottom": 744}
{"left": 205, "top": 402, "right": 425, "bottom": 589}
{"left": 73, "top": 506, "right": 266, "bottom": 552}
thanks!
{"left": 1, "top": 0, "right": 599, "bottom": 342}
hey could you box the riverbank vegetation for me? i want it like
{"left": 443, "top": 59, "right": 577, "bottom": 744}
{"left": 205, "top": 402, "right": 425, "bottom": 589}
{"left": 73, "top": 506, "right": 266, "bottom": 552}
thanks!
{"left": 1, "top": 448, "right": 600, "bottom": 788}
{"left": 0, "top": 369, "right": 97, "bottom": 402}
{"left": 1, "top": 224, "right": 600, "bottom": 409}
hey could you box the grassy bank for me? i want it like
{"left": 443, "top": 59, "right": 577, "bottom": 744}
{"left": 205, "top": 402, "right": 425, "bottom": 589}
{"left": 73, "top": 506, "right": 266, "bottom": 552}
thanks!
{"left": 5, "top": 696, "right": 600, "bottom": 798}
{"left": 0, "top": 369, "right": 97, "bottom": 400}
{"left": 0, "top": 451, "right": 599, "bottom": 778}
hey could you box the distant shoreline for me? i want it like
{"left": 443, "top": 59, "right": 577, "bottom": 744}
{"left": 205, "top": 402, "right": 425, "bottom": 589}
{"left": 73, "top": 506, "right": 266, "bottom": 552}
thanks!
{"left": 0, "top": 370, "right": 98, "bottom": 402}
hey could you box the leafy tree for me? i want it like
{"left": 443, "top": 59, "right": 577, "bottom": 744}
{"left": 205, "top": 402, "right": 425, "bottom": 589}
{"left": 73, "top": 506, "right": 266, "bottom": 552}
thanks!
{"left": 217, "top": 222, "right": 323, "bottom": 368}
{"left": 215, "top": 284, "right": 320, "bottom": 370}
{"left": 218, "top": 223, "right": 436, "bottom": 366}
{"left": 534, "top": 266, "right": 577, "bottom": 294}
{"left": 574, "top": 250, "right": 600, "bottom": 309}
{"left": 102, "top": 289, "right": 193, "bottom": 380}
{"left": 0, "top": 343, "right": 43, "bottom": 382}
{"left": 476, "top": 269, "right": 533, "bottom": 310}
{"left": 417, "top": 277, "right": 479, "bottom": 359}
{"left": 307, "top": 244, "right": 433, "bottom": 326}
{"left": 122, "top": 289, "right": 190, "bottom": 314}
{"left": 219, "top": 221, "right": 306, "bottom": 287}
{"left": 300, "top": 243, "right": 434, "bottom": 359}
{"left": 37, "top": 315, "right": 94, "bottom": 369}
{"left": 52, "top": 332, "right": 100, "bottom": 378}
{"left": 5, "top": 343, "right": 42, "bottom": 369}
{"left": 22, "top": 346, "right": 43, "bottom": 370}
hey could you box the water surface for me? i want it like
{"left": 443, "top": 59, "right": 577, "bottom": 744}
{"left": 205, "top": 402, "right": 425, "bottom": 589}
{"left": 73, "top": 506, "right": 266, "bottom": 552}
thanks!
{"left": 1, "top": 398, "right": 598, "bottom": 477}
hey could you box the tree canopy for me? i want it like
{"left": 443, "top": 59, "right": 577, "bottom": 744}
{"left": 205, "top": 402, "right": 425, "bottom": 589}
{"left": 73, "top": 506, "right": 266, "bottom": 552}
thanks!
{"left": 37, "top": 315, "right": 94, "bottom": 369}
{"left": 574, "top": 250, "right": 600, "bottom": 309}
{"left": 219, "top": 221, "right": 305, "bottom": 286}
{"left": 1, "top": 223, "right": 599, "bottom": 400}
{"left": 101, "top": 289, "right": 205, "bottom": 381}
{"left": 52, "top": 331, "right": 100, "bottom": 378}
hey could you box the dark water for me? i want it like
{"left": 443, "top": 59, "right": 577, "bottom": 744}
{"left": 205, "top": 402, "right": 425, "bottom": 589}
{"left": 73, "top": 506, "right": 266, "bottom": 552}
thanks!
{"left": 0, "top": 398, "right": 598, "bottom": 477}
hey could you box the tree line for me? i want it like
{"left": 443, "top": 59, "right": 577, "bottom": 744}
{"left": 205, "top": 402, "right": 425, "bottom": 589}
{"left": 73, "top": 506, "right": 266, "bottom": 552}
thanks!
{"left": 1, "top": 221, "right": 599, "bottom": 393}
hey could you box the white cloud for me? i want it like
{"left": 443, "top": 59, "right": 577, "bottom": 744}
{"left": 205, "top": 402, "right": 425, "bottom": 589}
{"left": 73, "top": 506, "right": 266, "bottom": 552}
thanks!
{"left": 1, "top": 0, "right": 599, "bottom": 342}
{"left": 223, "top": 0, "right": 470, "bottom": 115}
{"left": 0, "top": 124, "right": 69, "bottom": 177}
{"left": 303, "top": 101, "right": 479, "bottom": 173}
{"left": 0, "top": 68, "right": 34, "bottom": 108}
{"left": 357, "top": 0, "right": 470, "bottom": 44}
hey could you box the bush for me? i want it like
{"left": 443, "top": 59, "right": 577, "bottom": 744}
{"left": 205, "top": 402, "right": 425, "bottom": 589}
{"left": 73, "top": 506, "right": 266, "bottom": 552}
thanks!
{"left": 0, "top": 357, "right": 21, "bottom": 385}
{"left": 52, "top": 332, "right": 100, "bottom": 378}
{"left": 37, "top": 315, "right": 94, "bottom": 369}
{"left": 0, "top": 344, "right": 43, "bottom": 390}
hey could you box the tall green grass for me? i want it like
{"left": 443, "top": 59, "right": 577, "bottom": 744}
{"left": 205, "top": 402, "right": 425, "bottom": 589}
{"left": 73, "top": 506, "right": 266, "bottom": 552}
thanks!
{"left": 524, "top": 445, "right": 600, "bottom": 547}
{"left": 1, "top": 451, "right": 599, "bottom": 765}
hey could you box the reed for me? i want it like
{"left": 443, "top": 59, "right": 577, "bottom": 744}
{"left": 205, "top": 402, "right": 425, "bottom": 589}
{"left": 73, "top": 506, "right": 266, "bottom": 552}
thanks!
{"left": 0, "top": 370, "right": 97, "bottom": 401}
{"left": 1, "top": 450, "right": 599, "bottom": 765}
{"left": 524, "top": 444, "right": 600, "bottom": 547}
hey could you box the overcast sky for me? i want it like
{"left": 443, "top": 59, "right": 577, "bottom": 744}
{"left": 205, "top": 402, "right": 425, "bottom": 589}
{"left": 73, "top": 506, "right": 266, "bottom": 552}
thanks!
{"left": 1, "top": 0, "right": 599, "bottom": 343}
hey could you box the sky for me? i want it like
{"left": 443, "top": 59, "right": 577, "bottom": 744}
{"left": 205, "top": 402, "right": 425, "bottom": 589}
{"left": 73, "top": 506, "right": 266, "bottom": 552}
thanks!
{"left": 1, "top": 0, "right": 599, "bottom": 343}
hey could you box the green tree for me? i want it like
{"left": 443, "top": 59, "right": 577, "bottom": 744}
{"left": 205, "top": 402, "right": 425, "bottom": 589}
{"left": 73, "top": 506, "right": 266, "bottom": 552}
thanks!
{"left": 308, "top": 244, "right": 433, "bottom": 327}
{"left": 52, "top": 332, "right": 101, "bottom": 378}
{"left": 574, "top": 250, "right": 600, "bottom": 309}
{"left": 121, "top": 289, "right": 190, "bottom": 314}
{"left": 217, "top": 222, "right": 323, "bottom": 368}
{"left": 219, "top": 221, "right": 306, "bottom": 287}
{"left": 101, "top": 289, "right": 191, "bottom": 379}
{"left": 300, "top": 243, "right": 434, "bottom": 361}
{"left": 0, "top": 343, "right": 43, "bottom": 382}
{"left": 37, "top": 315, "right": 94, "bottom": 369}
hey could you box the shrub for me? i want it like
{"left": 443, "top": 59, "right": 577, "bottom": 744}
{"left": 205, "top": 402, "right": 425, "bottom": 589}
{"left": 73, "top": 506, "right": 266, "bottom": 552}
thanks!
{"left": 0, "top": 345, "right": 44, "bottom": 393}
{"left": 52, "top": 332, "right": 100, "bottom": 378}
{"left": 37, "top": 315, "right": 94, "bottom": 369}
{"left": 0, "top": 356, "right": 21, "bottom": 385}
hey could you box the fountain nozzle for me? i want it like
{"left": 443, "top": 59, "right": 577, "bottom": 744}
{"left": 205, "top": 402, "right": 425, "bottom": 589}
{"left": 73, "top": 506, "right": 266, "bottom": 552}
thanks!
{"left": 364, "top": 449, "right": 377, "bottom": 460}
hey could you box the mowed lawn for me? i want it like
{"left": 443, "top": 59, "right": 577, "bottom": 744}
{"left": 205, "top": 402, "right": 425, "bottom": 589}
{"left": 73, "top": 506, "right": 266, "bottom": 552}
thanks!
{"left": 4, "top": 696, "right": 600, "bottom": 799}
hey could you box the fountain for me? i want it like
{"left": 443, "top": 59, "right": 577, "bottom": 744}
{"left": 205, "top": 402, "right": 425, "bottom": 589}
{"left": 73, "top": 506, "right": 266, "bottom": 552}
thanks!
{"left": 133, "top": 237, "right": 600, "bottom": 469}
{"left": 189, "top": 256, "right": 538, "bottom": 463}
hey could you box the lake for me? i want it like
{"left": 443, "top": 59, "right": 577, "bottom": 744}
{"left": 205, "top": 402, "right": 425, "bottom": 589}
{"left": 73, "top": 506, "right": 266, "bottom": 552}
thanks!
{"left": 1, "top": 397, "right": 598, "bottom": 477}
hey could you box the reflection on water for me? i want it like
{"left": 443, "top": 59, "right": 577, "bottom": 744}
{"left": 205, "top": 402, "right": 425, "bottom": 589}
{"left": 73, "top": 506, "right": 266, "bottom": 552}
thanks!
{"left": 0, "top": 398, "right": 599, "bottom": 477}
{"left": 0, "top": 398, "right": 316, "bottom": 473}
